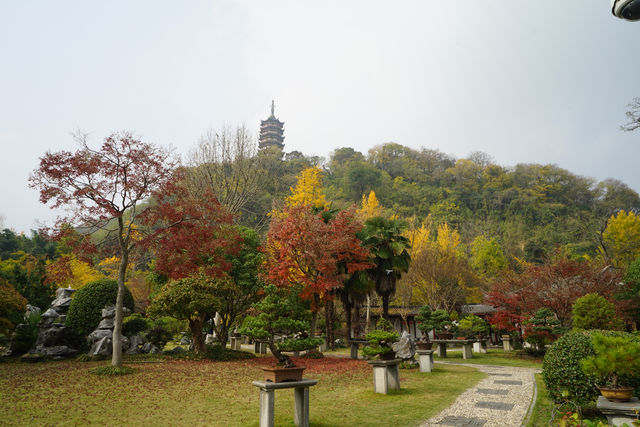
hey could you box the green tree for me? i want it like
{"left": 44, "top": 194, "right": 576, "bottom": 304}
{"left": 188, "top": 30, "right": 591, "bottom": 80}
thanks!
{"left": 362, "top": 216, "right": 411, "bottom": 319}
{"left": 572, "top": 293, "right": 624, "bottom": 331}
{"left": 602, "top": 210, "right": 640, "bottom": 268}
{"left": 470, "top": 235, "right": 507, "bottom": 279}
{"left": 147, "top": 274, "right": 224, "bottom": 354}
{"left": 0, "top": 278, "right": 27, "bottom": 335}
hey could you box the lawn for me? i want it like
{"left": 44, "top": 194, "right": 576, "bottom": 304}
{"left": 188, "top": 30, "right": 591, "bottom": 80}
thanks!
{"left": 433, "top": 348, "right": 543, "bottom": 369}
{"left": 1, "top": 355, "right": 485, "bottom": 426}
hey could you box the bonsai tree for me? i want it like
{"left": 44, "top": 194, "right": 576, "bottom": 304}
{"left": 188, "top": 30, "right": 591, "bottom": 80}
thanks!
{"left": 458, "top": 314, "right": 489, "bottom": 339}
{"left": 415, "top": 305, "right": 435, "bottom": 342}
{"left": 362, "top": 318, "right": 399, "bottom": 359}
{"left": 239, "top": 284, "right": 322, "bottom": 368}
{"left": 581, "top": 333, "right": 640, "bottom": 390}
{"left": 523, "top": 307, "right": 564, "bottom": 352}
{"left": 430, "top": 309, "right": 452, "bottom": 338}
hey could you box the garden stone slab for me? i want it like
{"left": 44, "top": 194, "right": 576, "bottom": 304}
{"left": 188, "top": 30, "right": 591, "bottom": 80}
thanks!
{"left": 475, "top": 401, "right": 514, "bottom": 411}
{"left": 476, "top": 388, "right": 509, "bottom": 396}
{"left": 437, "top": 415, "right": 486, "bottom": 426}
{"left": 493, "top": 380, "right": 522, "bottom": 385}
{"left": 487, "top": 373, "right": 512, "bottom": 377}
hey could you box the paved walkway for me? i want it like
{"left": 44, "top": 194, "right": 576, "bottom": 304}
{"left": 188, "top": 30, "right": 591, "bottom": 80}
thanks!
{"left": 420, "top": 362, "right": 539, "bottom": 427}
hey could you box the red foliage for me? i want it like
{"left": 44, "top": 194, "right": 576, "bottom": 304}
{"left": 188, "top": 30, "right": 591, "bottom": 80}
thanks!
{"left": 141, "top": 172, "right": 240, "bottom": 279}
{"left": 486, "top": 258, "right": 628, "bottom": 329}
{"left": 266, "top": 205, "right": 371, "bottom": 301}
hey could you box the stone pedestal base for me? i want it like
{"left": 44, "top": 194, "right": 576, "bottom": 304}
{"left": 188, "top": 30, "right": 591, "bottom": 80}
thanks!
{"left": 252, "top": 379, "right": 318, "bottom": 427}
{"left": 231, "top": 336, "right": 242, "bottom": 351}
{"left": 436, "top": 343, "right": 447, "bottom": 358}
{"left": 473, "top": 340, "right": 487, "bottom": 354}
{"left": 461, "top": 343, "right": 473, "bottom": 359}
{"left": 254, "top": 341, "right": 267, "bottom": 354}
{"left": 501, "top": 336, "right": 513, "bottom": 352}
{"left": 416, "top": 349, "right": 434, "bottom": 372}
{"left": 368, "top": 359, "right": 401, "bottom": 394}
{"left": 597, "top": 396, "right": 640, "bottom": 427}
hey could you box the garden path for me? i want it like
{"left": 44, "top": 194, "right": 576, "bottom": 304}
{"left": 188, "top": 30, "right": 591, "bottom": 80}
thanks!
{"left": 420, "top": 362, "right": 540, "bottom": 427}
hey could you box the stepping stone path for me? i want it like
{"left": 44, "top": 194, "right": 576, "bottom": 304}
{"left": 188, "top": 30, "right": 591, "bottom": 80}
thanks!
{"left": 421, "top": 363, "right": 539, "bottom": 427}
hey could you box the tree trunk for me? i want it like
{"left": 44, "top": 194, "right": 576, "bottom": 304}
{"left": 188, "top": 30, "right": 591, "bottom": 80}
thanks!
{"left": 365, "top": 294, "right": 371, "bottom": 334}
{"left": 345, "top": 302, "right": 353, "bottom": 339}
{"left": 354, "top": 305, "right": 361, "bottom": 337}
{"left": 382, "top": 294, "right": 390, "bottom": 320}
{"left": 268, "top": 338, "right": 294, "bottom": 368}
{"left": 190, "top": 316, "right": 206, "bottom": 354}
{"left": 309, "top": 293, "right": 320, "bottom": 337}
{"left": 325, "top": 299, "right": 335, "bottom": 350}
{"left": 111, "top": 237, "right": 129, "bottom": 367}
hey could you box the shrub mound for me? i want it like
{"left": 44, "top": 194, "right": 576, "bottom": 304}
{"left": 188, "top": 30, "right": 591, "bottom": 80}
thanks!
{"left": 542, "top": 330, "right": 640, "bottom": 406}
{"left": 66, "top": 279, "right": 135, "bottom": 337}
{"left": 122, "top": 313, "right": 149, "bottom": 336}
{"left": 89, "top": 365, "right": 135, "bottom": 376}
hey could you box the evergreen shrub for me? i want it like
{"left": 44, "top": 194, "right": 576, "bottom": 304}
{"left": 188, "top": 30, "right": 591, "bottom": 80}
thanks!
{"left": 542, "top": 330, "right": 640, "bottom": 406}
{"left": 66, "top": 279, "right": 135, "bottom": 337}
{"left": 122, "top": 313, "right": 149, "bottom": 336}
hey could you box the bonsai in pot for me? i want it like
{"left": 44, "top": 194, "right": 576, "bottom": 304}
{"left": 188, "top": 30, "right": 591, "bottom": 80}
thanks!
{"left": 580, "top": 333, "right": 640, "bottom": 402}
{"left": 415, "top": 305, "right": 436, "bottom": 349}
{"left": 239, "top": 284, "right": 322, "bottom": 382}
{"left": 458, "top": 314, "right": 489, "bottom": 340}
{"left": 362, "top": 318, "right": 399, "bottom": 360}
{"left": 430, "top": 309, "right": 452, "bottom": 339}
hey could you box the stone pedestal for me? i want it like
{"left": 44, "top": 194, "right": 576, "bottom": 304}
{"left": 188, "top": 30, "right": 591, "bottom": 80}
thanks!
{"left": 368, "top": 359, "right": 401, "bottom": 394}
{"left": 254, "top": 341, "right": 268, "bottom": 354}
{"left": 231, "top": 336, "right": 242, "bottom": 351}
{"left": 416, "top": 349, "right": 434, "bottom": 373}
{"left": 501, "top": 335, "right": 513, "bottom": 351}
{"left": 252, "top": 379, "right": 318, "bottom": 427}
{"left": 461, "top": 342, "right": 473, "bottom": 359}
{"left": 473, "top": 340, "right": 487, "bottom": 354}
{"left": 597, "top": 396, "right": 640, "bottom": 427}
{"left": 436, "top": 343, "right": 447, "bottom": 358}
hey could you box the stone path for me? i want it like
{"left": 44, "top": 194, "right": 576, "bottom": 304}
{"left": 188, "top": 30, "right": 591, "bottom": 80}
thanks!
{"left": 420, "top": 362, "right": 539, "bottom": 427}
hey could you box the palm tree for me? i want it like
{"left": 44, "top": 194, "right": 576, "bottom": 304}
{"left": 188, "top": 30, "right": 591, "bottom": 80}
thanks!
{"left": 362, "top": 217, "right": 411, "bottom": 320}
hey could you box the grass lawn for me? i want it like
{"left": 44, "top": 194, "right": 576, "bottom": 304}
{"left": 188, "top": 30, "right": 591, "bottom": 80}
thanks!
{"left": 433, "top": 348, "right": 543, "bottom": 369}
{"left": 1, "top": 355, "right": 485, "bottom": 426}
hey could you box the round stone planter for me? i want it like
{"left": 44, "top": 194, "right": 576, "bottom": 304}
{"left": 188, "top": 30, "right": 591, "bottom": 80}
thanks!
{"left": 598, "top": 386, "right": 635, "bottom": 402}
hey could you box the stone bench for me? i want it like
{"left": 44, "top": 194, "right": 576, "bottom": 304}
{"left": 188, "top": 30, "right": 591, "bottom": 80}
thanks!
{"left": 432, "top": 339, "right": 474, "bottom": 359}
{"left": 348, "top": 339, "right": 369, "bottom": 359}
{"left": 252, "top": 379, "right": 318, "bottom": 427}
{"left": 597, "top": 396, "right": 640, "bottom": 427}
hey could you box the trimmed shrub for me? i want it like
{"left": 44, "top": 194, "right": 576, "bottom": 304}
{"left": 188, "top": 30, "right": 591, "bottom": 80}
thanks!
{"left": 145, "top": 326, "right": 172, "bottom": 349}
{"left": 66, "top": 279, "right": 135, "bottom": 337}
{"left": 542, "top": 330, "right": 640, "bottom": 406}
{"left": 571, "top": 293, "right": 623, "bottom": 331}
{"left": 122, "top": 313, "right": 149, "bottom": 336}
{"left": 9, "top": 312, "right": 40, "bottom": 355}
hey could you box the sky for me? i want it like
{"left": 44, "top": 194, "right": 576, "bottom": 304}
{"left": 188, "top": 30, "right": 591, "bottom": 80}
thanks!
{"left": 1, "top": 1, "right": 639, "bottom": 232}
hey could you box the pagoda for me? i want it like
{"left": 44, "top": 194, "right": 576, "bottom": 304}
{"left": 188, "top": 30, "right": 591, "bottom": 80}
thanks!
{"left": 259, "top": 100, "right": 285, "bottom": 150}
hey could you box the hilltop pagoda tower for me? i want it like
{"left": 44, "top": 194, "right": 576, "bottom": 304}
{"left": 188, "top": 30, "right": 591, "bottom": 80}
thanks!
{"left": 259, "top": 100, "right": 285, "bottom": 150}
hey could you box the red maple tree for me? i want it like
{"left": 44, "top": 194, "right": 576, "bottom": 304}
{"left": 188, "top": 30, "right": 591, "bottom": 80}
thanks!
{"left": 486, "top": 257, "right": 629, "bottom": 331}
{"left": 29, "top": 132, "right": 177, "bottom": 366}
{"left": 266, "top": 204, "right": 371, "bottom": 346}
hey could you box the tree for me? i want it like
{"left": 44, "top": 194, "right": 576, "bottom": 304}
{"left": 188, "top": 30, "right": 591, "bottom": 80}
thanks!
{"left": 602, "top": 210, "right": 640, "bottom": 268}
{"left": 0, "top": 278, "right": 27, "bottom": 335}
{"left": 621, "top": 97, "right": 640, "bottom": 132}
{"left": 572, "top": 293, "right": 624, "bottom": 331}
{"left": 266, "top": 204, "right": 371, "bottom": 343}
{"left": 286, "top": 166, "right": 327, "bottom": 209}
{"left": 522, "top": 308, "right": 563, "bottom": 352}
{"left": 470, "top": 235, "right": 507, "bottom": 279}
{"left": 185, "top": 125, "right": 265, "bottom": 220}
{"left": 362, "top": 216, "right": 411, "bottom": 319}
{"left": 29, "top": 131, "right": 177, "bottom": 367}
{"left": 147, "top": 275, "right": 224, "bottom": 354}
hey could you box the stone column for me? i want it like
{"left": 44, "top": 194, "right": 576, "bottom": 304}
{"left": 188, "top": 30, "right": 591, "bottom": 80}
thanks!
{"left": 294, "top": 386, "right": 310, "bottom": 427}
{"left": 416, "top": 349, "right": 434, "bottom": 372}
{"left": 368, "top": 359, "right": 401, "bottom": 394}
{"left": 473, "top": 340, "right": 487, "bottom": 354}
{"left": 436, "top": 342, "right": 447, "bottom": 358}
{"left": 350, "top": 342, "right": 359, "bottom": 359}
{"left": 501, "top": 335, "right": 513, "bottom": 351}
{"left": 461, "top": 342, "right": 473, "bottom": 359}
{"left": 259, "top": 389, "right": 275, "bottom": 427}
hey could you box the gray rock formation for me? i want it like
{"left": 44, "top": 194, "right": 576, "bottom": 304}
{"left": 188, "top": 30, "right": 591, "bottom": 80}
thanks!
{"left": 393, "top": 331, "right": 416, "bottom": 360}
{"left": 24, "top": 287, "right": 78, "bottom": 360}
{"left": 86, "top": 305, "right": 133, "bottom": 357}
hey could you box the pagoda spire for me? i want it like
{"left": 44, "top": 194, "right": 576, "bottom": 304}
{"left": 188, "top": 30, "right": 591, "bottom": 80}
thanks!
{"left": 270, "top": 100, "right": 275, "bottom": 118}
{"left": 259, "top": 100, "right": 285, "bottom": 150}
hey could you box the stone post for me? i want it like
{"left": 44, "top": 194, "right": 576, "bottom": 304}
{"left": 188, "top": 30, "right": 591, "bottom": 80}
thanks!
{"left": 350, "top": 341, "right": 359, "bottom": 359}
{"left": 368, "top": 359, "right": 401, "bottom": 394}
{"left": 473, "top": 339, "right": 487, "bottom": 354}
{"left": 461, "top": 342, "right": 473, "bottom": 359}
{"left": 294, "top": 386, "right": 310, "bottom": 426}
{"left": 501, "top": 335, "right": 513, "bottom": 351}
{"left": 436, "top": 342, "right": 447, "bottom": 358}
{"left": 252, "top": 379, "right": 318, "bottom": 427}
{"left": 259, "top": 388, "right": 275, "bottom": 427}
{"left": 416, "top": 349, "right": 434, "bottom": 372}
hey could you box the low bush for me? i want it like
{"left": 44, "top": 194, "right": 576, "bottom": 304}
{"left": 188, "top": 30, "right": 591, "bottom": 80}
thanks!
{"left": 89, "top": 365, "right": 135, "bottom": 376}
{"left": 66, "top": 279, "right": 135, "bottom": 337}
{"left": 145, "top": 327, "right": 172, "bottom": 350}
{"left": 122, "top": 313, "right": 149, "bottom": 336}
{"left": 9, "top": 312, "right": 40, "bottom": 355}
{"left": 571, "top": 293, "right": 623, "bottom": 331}
{"left": 542, "top": 330, "right": 640, "bottom": 406}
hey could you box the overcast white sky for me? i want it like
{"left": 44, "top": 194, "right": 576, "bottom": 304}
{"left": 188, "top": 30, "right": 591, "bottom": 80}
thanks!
{"left": 1, "top": 1, "right": 639, "bottom": 232}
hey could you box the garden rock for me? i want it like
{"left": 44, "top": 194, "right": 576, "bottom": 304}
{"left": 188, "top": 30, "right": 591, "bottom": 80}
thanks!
{"left": 165, "top": 346, "right": 186, "bottom": 355}
{"left": 125, "top": 334, "right": 145, "bottom": 354}
{"left": 90, "top": 336, "right": 112, "bottom": 357}
{"left": 393, "top": 331, "right": 416, "bottom": 360}
{"left": 25, "top": 287, "right": 78, "bottom": 359}
{"left": 86, "top": 305, "right": 135, "bottom": 356}
{"left": 142, "top": 342, "right": 160, "bottom": 354}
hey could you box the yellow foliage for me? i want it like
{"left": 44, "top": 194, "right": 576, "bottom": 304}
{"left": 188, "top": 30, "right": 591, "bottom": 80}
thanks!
{"left": 357, "top": 191, "right": 384, "bottom": 219}
{"left": 602, "top": 210, "right": 640, "bottom": 267}
{"left": 435, "top": 223, "right": 461, "bottom": 256}
{"left": 403, "top": 220, "right": 431, "bottom": 256}
{"left": 96, "top": 256, "right": 120, "bottom": 280}
{"left": 286, "top": 167, "right": 327, "bottom": 209}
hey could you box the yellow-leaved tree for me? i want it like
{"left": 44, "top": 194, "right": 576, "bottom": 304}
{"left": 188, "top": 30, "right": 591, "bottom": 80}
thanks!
{"left": 602, "top": 210, "right": 640, "bottom": 267}
{"left": 286, "top": 166, "right": 327, "bottom": 209}
{"left": 357, "top": 190, "right": 384, "bottom": 219}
